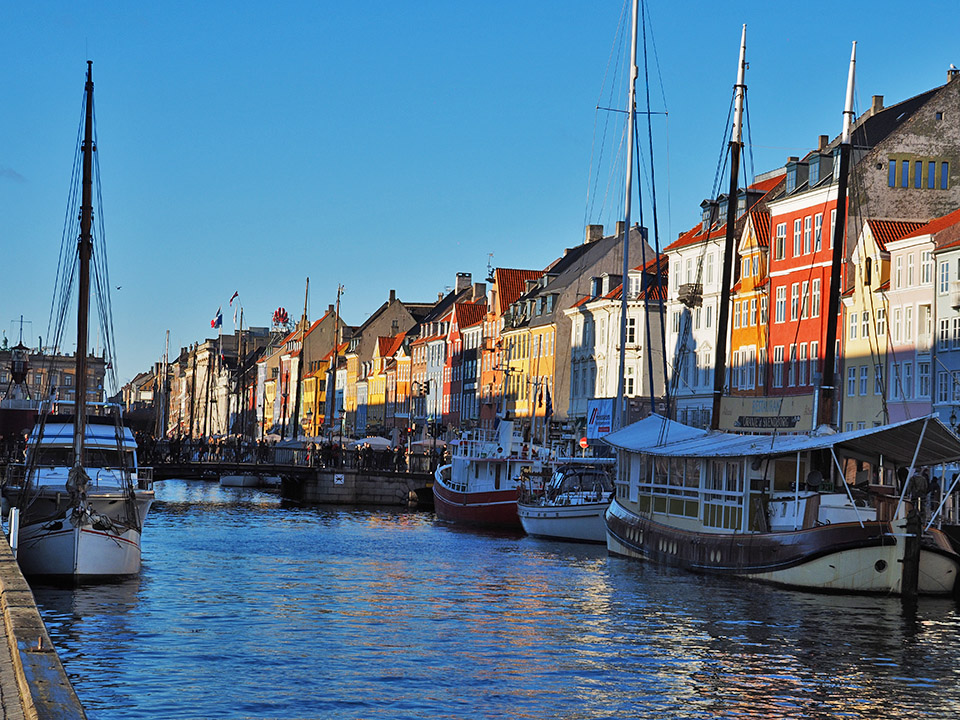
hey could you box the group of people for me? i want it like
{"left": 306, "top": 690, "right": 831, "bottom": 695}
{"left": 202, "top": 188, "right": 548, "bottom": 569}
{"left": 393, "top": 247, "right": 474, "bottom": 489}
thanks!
{"left": 132, "top": 432, "right": 447, "bottom": 474}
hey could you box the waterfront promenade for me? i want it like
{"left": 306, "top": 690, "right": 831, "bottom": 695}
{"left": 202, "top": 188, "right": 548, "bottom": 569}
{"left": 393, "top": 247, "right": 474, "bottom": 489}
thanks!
{"left": 0, "top": 533, "right": 85, "bottom": 720}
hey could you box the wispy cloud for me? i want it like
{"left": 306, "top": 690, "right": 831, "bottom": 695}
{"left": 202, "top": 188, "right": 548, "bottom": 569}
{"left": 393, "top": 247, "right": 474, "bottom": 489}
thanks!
{"left": 0, "top": 167, "right": 25, "bottom": 183}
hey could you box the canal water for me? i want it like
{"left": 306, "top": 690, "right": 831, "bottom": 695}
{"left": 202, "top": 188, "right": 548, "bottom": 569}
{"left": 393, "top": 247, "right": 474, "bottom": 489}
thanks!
{"left": 31, "top": 479, "right": 960, "bottom": 719}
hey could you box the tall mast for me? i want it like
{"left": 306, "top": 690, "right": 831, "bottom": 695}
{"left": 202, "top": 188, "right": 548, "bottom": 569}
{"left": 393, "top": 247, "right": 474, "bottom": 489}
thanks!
{"left": 818, "top": 41, "right": 857, "bottom": 428}
{"left": 710, "top": 25, "right": 747, "bottom": 431}
{"left": 614, "top": 0, "right": 640, "bottom": 432}
{"left": 291, "top": 278, "right": 309, "bottom": 440}
{"left": 74, "top": 61, "right": 95, "bottom": 465}
{"left": 327, "top": 284, "right": 344, "bottom": 438}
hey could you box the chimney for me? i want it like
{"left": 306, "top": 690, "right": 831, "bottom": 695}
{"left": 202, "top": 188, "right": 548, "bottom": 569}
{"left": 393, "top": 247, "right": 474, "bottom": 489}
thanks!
{"left": 472, "top": 282, "right": 486, "bottom": 300}
{"left": 389, "top": 289, "right": 396, "bottom": 303}
{"left": 949, "top": 65, "right": 960, "bottom": 83}
{"left": 584, "top": 224, "right": 604, "bottom": 244}
{"left": 455, "top": 272, "right": 472, "bottom": 294}
{"left": 871, "top": 95, "right": 884, "bottom": 115}
{"left": 615, "top": 221, "right": 626, "bottom": 237}
{"left": 328, "top": 304, "right": 334, "bottom": 314}
{"left": 818, "top": 135, "right": 829, "bottom": 151}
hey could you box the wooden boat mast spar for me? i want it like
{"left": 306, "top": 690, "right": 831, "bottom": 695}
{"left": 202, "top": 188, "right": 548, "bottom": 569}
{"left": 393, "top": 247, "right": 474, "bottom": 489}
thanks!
{"left": 818, "top": 42, "right": 857, "bottom": 428}
{"left": 73, "top": 61, "right": 95, "bottom": 474}
{"left": 710, "top": 26, "right": 746, "bottom": 430}
{"left": 613, "top": 0, "right": 640, "bottom": 432}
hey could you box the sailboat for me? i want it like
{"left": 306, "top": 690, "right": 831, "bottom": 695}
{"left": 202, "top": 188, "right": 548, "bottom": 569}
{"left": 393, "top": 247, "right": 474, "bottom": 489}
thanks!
{"left": 3, "top": 63, "right": 154, "bottom": 579}
{"left": 517, "top": 0, "right": 646, "bottom": 543}
{"left": 603, "top": 36, "right": 960, "bottom": 596}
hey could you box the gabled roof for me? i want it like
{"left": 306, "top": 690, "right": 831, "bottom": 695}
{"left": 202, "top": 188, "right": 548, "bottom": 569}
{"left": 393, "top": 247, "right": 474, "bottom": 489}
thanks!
{"left": 494, "top": 268, "right": 542, "bottom": 311}
{"left": 454, "top": 302, "right": 486, "bottom": 329}
{"left": 377, "top": 333, "right": 406, "bottom": 359}
{"left": 751, "top": 209, "right": 771, "bottom": 249}
{"left": 867, "top": 219, "right": 926, "bottom": 252}
{"left": 663, "top": 222, "right": 729, "bottom": 253}
{"left": 898, "top": 206, "right": 960, "bottom": 247}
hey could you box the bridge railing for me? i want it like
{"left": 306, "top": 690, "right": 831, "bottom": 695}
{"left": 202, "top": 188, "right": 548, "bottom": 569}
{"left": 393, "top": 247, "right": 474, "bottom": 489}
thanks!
{"left": 142, "top": 439, "right": 442, "bottom": 475}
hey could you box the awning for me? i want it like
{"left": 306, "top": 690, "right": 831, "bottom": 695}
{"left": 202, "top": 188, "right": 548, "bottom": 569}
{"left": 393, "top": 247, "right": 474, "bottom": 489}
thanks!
{"left": 604, "top": 414, "right": 960, "bottom": 467}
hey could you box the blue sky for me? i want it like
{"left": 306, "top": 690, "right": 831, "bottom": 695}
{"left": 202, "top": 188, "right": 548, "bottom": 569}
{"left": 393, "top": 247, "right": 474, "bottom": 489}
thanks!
{"left": 2, "top": 0, "right": 957, "bottom": 386}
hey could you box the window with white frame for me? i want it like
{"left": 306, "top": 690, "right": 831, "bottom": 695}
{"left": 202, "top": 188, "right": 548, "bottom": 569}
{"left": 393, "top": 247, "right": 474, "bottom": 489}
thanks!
{"left": 793, "top": 219, "right": 802, "bottom": 256}
{"left": 775, "top": 287, "right": 786, "bottom": 323}
{"left": 877, "top": 308, "right": 886, "bottom": 337}
{"left": 803, "top": 216, "right": 812, "bottom": 254}
{"left": 922, "top": 250, "right": 933, "bottom": 284}
{"left": 847, "top": 366, "right": 857, "bottom": 396}
{"left": 940, "top": 261, "right": 950, "bottom": 294}
{"left": 814, "top": 213, "right": 823, "bottom": 251}
{"left": 941, "top": 318, "right": 950, "bottom": 351}
{"left": 849, "top": 311, "right": 858, "bottom": 340}
{"left": 861, "top": 310, "right": 869, "bottom": 339}
{"left": 775, "top": 224, "right": 786, "bottom": 260}
{"left": 875, "top": 364, "right": 884, "bottom": 395}
{"left": 812, "top": 279, "right": 821, "bottom": 317}
{"left": 789, "top": 344, "right": 797, "bottom": 386}
{"left": 860, "top": 365, "right": 868, "bottom": 396}
{"left": 919, "top": 362, "right": 930, "bottom": 397}
{"left": 801, "top": 281, "right": 809, "bottom": 319}
{"left": 799, "top": 343, "right": 808, "bottom": 386}
{"left": 905, "top": 305, "right": 913, "bottom": 342}
{"left": 939, "top": 371, "right": 949, "bottom": 403}
{"left": 791, "top": 284, "right": 800, "bottom": 321}
{"left": 773, "top": 346, "right": 784, "bottom": 388}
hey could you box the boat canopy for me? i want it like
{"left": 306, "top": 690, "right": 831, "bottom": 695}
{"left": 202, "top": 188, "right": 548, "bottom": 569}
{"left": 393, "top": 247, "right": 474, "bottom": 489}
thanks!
{"left": 603, "top": 414, "right": 960, "bottom": 467}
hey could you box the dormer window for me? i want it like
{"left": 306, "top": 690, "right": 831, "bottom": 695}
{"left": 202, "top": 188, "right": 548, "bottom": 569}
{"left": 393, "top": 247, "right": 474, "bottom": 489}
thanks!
{"left": 809, "top": 155, "right": 821, "bottom": 186}
{"left": 865, "top": 256, "right": 873, "bottom": 286}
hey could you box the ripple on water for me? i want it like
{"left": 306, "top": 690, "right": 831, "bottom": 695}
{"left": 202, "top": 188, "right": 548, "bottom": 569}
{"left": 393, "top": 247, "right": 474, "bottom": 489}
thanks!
{"left": 28, "top": 479, "right": 960, "bottom": 720}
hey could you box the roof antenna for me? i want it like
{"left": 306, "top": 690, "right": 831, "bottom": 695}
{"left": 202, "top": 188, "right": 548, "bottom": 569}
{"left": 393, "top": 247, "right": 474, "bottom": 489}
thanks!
{"left": 486, "top": 253, "right": 495, "bottom": 282}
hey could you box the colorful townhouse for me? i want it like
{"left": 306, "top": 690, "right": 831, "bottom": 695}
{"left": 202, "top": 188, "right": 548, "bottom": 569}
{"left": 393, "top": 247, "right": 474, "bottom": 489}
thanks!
{"left": 926, "top": 209, "right": 960, "bottom": 426}
{"left": 459, "top": 308, "right": 486, "bottom": 428}
{"left": 843, "top": 220, "right": 923, "bottom": 429}
{"left": 479, "top": 267, "right": 542, "bottom": 429}
{"left": 841, "top": 219, "right": 894, "bottom": 430}
{"left": 664, "top": 173, "right": 781, "bottom": 429}
{"left": 499, "top": 223, "right": 651, "bottom": 442}
{"left": 564, "top": 256, "right": 668, "bottom": 435}
{"left": 728, "top": 204, "right": 775, "bottom": 400}
{"left": 443, "top": 300, "right": 486, "bottom": 431}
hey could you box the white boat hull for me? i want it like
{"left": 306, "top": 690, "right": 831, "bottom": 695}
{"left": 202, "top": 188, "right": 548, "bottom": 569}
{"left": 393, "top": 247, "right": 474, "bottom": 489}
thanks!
{"left": 606, "top": 500, "right": 960, "bottom": 596}
{"left": 518, "top": 501, "right": 609, "bottom": 543}
{"left": 15, "top": 492, "right": 153, "bottom": 579}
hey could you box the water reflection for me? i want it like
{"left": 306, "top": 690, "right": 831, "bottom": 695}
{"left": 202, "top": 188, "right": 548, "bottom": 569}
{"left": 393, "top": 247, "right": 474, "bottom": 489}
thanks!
{"left": 27, "top": 479, "right": 960, "bottom": 720}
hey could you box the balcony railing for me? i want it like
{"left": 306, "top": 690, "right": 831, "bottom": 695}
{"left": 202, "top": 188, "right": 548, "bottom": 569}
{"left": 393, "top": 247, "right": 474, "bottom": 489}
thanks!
{"left": 677, "top": 282, "right": 703, "bottom": 308}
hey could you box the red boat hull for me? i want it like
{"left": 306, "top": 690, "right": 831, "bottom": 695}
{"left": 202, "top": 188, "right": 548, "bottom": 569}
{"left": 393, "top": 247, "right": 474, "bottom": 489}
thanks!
{"left": 432, "top": 481, "right": 521, "bottom": 529}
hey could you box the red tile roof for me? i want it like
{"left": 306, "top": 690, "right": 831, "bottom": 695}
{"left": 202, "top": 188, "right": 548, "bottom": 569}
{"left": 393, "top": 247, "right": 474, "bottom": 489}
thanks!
{"left": 377, "top": 333, "right": 406, "bottom": 359}
{"left": 666, "top": 175, "right": 783, "bottom": 253}
{"left": 867, "top": 219, "right": 926, "bottom": 252}
{"left": 495, "top": 268, "right": 542, "bottom": 310}
{"left": 897, "top": 207, "right": 960, "bottom": 251}
{"left": 454, "top": 302, "right": 487, "bottom": 329}
{"left": 663, "top": 222, "right": 729, "bottom": 253}
{"left": 751, "top": 209, "right": 771, "bottom": 248}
